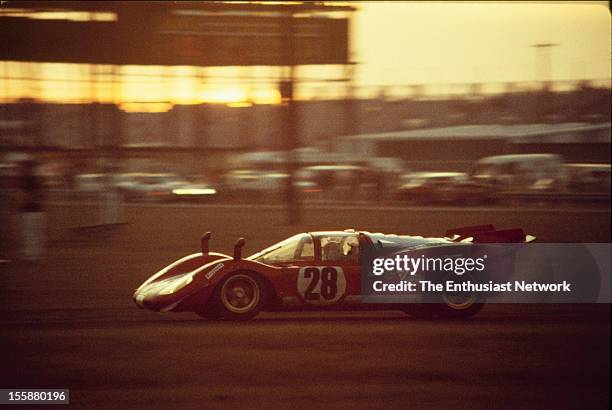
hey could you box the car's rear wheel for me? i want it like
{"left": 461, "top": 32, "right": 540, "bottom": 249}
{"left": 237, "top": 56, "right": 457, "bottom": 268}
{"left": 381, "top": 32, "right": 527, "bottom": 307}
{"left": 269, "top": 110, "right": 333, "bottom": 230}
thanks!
{"left": 435, "top": 302, "right": 484, "bottom": 319}
{"left": 403, "top": 276, "right": 485, "bottom": 319}
{"left": 436, "top": 285, "right": 484, "bottom": 319}
{"left": 433, "top": 271, "right": 484, "bottom": 319}
{"left": 401, "top": 304, "right": 435, "bottom": 319}
{"left": 402, "top": 302, "right": 484, "bottom": 319}
{"left": 216, "top": 272, "right": 263, "bottom": 320}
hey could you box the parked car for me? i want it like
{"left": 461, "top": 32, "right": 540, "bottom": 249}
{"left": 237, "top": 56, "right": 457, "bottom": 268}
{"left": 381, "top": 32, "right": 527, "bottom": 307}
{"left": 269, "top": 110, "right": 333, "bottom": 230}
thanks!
{"left": 469, "top": 154, "right": 566, "bottom": 192}
{"left": 564, "top": 163, "right": 611, "bottom": 193}
{"left": 115, "top": 173, "right": 216, "bottom": 202}
{"left": 396, "top": 172, "right": 496, "bottom": 204}
{"left": 75, "top": 173, "right": 106, "bottom": 193}
{"left": 296, "top": 164, "right": 384, "bottom": 201}
{"left": 223, "top": 170, "right": 321, "bottom": 200}
{"left": 114, "top": 173, "right": 171, "bottom": 202}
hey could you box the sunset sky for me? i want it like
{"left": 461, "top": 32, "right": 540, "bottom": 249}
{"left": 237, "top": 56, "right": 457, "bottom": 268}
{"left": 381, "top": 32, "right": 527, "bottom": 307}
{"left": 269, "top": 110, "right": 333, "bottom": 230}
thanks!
{"left": 354, "top": 1, "right": 610, "bottom": 84}
{"left": 1, "top": 1, "right": 610, "bottom": 108}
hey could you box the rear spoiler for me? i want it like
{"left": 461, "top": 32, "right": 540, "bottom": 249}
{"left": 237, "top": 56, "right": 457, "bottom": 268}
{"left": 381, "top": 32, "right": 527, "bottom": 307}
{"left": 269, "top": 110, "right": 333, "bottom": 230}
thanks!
{"left": 446, "top": 224, "right": 495, "bottom": 239}
{"left": 446, "top": 225, "right": 536, "bottom": 243}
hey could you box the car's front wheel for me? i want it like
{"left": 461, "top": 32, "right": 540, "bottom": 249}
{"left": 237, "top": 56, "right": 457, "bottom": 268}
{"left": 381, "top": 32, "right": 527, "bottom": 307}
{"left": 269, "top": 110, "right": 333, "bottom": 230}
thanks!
{"left": 215, "top": 272, "right": 263, "bottom": 320}
{"left": 195, "top": 304, "right": 222, "bottom": 320}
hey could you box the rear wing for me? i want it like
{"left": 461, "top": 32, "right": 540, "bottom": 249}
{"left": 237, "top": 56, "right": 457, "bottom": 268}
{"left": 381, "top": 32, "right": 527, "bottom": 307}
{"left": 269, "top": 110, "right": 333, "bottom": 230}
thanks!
{"left": 446, "top": 225, "right": 536, "bottom": 243}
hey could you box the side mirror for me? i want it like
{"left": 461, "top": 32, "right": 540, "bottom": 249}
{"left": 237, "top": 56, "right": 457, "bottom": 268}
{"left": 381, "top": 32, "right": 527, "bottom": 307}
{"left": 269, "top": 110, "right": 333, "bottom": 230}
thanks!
{"left": 201, "top": 232, "right": 212, "bottom": 255}
{"left": 234, "top": 237, "right": 246, "bottom": 261}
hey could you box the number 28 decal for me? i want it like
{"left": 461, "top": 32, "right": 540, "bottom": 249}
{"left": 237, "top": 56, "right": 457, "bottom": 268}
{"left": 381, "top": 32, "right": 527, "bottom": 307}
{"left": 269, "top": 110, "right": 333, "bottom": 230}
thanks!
{"left": 297, "top": 266, "right": 346, "bottom": 305}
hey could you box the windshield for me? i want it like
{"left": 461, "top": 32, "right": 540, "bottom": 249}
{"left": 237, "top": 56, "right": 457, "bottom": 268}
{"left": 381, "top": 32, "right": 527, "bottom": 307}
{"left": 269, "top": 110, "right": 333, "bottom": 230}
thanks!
{"left": 248, "top": 233, "right": 314, "bottom": 263}
{"left": 369, "top": 233, "right": 448, "bottom": 251}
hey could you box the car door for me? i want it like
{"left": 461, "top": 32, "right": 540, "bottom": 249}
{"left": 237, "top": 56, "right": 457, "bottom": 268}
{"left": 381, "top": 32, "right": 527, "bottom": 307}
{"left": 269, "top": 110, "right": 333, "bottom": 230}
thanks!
{"left": 255, "top": 233, "right": 317, "bottom": 307}
{"left": 291, "top": 233, "right": 361, "bottom": 307}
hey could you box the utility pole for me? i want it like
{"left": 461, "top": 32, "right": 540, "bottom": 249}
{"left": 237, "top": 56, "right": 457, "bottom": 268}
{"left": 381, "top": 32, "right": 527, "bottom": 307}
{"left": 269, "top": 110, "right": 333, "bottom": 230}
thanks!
{"left": 281, "top": 8, "right": 300, "bottom": 225}
{"left": 111, "top": 65, "right": 123, "bottom": 162}
{"left": 530, "top": 43, "right": 558, "bottom": 122}
{"left": 530, "top": 43, "right": 558, "bottom": 87}
{"left": 343, "top": 63, "right": 358, "bottom": 137}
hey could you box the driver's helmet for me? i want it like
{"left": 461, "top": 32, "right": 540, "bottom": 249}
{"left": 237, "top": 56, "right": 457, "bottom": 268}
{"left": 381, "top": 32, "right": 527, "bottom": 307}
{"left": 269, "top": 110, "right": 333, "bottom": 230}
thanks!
{"left": 323, "top": 241, "right": 343, "bottom": 260}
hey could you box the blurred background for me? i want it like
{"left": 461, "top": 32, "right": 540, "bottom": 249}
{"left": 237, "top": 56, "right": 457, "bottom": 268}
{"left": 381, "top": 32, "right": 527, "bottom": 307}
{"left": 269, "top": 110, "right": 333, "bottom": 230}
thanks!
{"left": 0, "top": 1, "right": 610, "bottom": 243}
{"left": 1, "top": 3, "right": 610, "bottom": 408}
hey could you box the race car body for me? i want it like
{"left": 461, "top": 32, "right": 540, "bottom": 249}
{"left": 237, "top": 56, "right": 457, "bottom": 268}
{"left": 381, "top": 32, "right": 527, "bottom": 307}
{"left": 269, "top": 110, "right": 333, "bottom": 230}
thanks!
{"left": 133, "top": 226, "right": 535, "bottom": 320}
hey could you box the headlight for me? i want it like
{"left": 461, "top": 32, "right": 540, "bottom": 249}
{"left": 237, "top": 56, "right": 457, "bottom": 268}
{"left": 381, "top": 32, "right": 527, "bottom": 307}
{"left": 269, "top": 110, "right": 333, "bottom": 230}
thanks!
{"left": 159, "top": 274, "right": 194, "bottom": 295}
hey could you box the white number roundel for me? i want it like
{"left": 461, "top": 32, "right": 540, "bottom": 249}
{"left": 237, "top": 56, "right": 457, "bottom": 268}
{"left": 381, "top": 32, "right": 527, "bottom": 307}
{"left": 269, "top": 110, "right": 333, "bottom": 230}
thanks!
{"left": 297, "top": 266, "right": 346, "bottom": 305}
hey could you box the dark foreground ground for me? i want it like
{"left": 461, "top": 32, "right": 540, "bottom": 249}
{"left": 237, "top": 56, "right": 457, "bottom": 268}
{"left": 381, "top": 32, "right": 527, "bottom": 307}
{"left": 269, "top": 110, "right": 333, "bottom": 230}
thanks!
{"left": 0, "top": 204, "right": 610, "bottom": 409}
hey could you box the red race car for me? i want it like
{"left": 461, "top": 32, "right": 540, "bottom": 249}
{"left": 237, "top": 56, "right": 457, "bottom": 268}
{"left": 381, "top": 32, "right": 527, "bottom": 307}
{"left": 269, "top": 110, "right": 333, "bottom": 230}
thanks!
{"left": 133, "top": 226, "right": 534, "bottom": 320}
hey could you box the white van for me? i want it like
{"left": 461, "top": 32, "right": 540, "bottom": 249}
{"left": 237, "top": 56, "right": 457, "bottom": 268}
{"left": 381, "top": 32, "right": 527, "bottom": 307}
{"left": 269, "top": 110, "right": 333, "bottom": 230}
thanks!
{"left": 470, "top": 154, "right": 566, "bottom": 191}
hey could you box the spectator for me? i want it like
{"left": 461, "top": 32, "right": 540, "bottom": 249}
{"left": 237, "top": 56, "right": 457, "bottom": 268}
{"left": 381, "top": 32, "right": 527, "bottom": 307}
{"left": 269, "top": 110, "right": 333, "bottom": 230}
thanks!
{"left": 19, "top": 159, "right": 46, "bottom": 262}
{"left": 100, "top": 162, "right": 121, "bottom": 225}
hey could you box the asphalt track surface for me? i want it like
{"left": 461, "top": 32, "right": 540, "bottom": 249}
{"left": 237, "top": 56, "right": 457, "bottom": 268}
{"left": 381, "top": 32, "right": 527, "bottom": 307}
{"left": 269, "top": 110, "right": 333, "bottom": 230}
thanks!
{"left": 1, "top": 204, "right": 610, "bottom": 409}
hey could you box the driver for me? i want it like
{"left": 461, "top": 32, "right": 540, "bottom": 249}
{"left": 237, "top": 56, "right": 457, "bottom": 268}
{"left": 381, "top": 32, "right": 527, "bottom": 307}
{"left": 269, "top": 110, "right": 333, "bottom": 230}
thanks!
{"left": 323, "top": 241, "right": 343, "bottom": 260}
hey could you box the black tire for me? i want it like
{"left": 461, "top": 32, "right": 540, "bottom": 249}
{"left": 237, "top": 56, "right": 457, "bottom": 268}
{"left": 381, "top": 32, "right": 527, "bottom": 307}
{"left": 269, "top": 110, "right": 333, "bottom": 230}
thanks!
{"left": 435, "top": 271, "right": 485, "bottom": 319}
{"left": 195, "top": 303, "right": 222, "bottom": 320}
{"left": 401, "top": 304, "right": 435, "bottom": 319}
{"left": 435, "top": 302, "right": 484, "bottom": 319}
{"left": 214, "top": 272, "right": 264, "bottom": 320}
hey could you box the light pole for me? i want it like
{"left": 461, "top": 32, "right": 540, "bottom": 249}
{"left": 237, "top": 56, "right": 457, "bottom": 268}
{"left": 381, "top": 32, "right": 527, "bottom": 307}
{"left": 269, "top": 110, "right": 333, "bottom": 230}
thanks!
{"left": 530, "top": 43, "right": 558, "bottom": 87}
{"left": 530, "top": 43, "right": 558, "bottom": 122}
{"left": 281, "top": 7, "right": 300, "bottom": 225}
